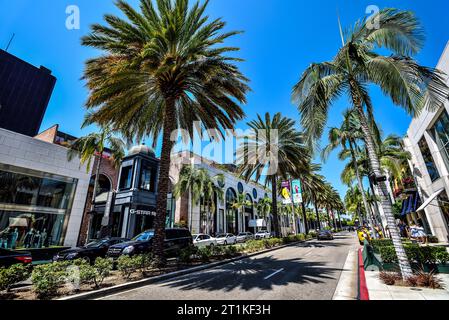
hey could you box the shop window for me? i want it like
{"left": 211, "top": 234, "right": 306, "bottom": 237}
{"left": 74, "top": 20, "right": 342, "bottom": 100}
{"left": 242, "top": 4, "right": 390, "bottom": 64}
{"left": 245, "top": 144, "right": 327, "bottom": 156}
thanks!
{"left": 119, "top": 165, "right": 133, "bottom": 190}
{"left": 138, "top": 160, "right": 156, "bottom": 192}
{"left": 418, "top": 137, "right": 440, "bottom": 182}
{"left": 430, "top": 110, "right": 449, "bottom": 171}
{"left": 226, "top": 188, "right": 237, "bottom": 235}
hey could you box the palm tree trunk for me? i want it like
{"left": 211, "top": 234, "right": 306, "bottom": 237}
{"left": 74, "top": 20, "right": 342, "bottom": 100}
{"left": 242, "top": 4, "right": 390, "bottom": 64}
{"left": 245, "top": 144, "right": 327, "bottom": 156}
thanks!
{"left": 153, "top": 98, "right": 176, "bottom": 267}
{"left": 301, "top": 201, "right": 309, "bottom": 234}
{"left": 314, "top": 201, "right": 321, "bottom": 230}
{"left": 271, "top": 175, "right": 281, "bottom": 237}
{"left": 337, "top": 211, "right": 342, "bottom": 229}
{"left": 348, "top": 139, "right": 374, "bottom": 230}
{"left": 351, "top": 86, "right": 412, "bottom": 278}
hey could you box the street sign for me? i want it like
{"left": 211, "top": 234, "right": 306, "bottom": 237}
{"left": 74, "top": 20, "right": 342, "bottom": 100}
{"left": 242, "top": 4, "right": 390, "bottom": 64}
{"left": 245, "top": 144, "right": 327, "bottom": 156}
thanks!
{"left": 291, "top": 179, "right": 303, "bottom": 204}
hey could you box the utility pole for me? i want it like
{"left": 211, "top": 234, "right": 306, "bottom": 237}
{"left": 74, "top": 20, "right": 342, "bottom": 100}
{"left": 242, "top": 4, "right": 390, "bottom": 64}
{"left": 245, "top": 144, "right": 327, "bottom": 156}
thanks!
{"left": 5, "top": 33, "right": 15, "bottom": 52}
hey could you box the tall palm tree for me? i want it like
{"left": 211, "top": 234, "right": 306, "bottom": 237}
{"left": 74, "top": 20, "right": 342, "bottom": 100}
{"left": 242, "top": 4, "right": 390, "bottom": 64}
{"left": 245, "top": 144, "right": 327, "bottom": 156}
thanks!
{"left": 81, "top": 0, "right": 249, "bottom": 264}
{"left": 173, "top": 165, "right": 224, "bottom": 234}
{"left": 322, "top": 109, "right": 372, "bottom": 230}
{"left": 237, "top": 113, "right": 311, "bottom": 237}
{"left": 67, "top": 125, "right": 125, "bottom": 238}
{"left": 256, "top": 196, "right": 272, "bottom": 231}
{"left": 293, "top": 8, "right": 448, "bottom": 278}
{"left": 300, "top": 163, "right": 327, "bottom": 231}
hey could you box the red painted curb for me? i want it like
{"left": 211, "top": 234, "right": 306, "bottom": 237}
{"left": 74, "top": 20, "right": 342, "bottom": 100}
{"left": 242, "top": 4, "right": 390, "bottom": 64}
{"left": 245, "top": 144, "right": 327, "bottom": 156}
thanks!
{"left": 358, "top": 248, "right": 370, "bottom": 301}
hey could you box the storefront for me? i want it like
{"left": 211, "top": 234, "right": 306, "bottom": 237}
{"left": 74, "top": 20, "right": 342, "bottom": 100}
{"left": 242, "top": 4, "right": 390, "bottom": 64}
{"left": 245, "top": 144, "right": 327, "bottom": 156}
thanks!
{"left": 0, "top": 163, "right": 77, "bottom": 249}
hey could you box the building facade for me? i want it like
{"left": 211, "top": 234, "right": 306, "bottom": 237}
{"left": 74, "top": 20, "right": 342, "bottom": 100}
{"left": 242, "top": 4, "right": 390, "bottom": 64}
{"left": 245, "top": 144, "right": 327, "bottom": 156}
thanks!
{"left": 0, "top": 127, "right": 92, "bottom": 250}
{"left": 0, "top": 49, "right": 56, "bottom": 137}
{"left": 403, "top": 41, "right": 449, "bottom": 243}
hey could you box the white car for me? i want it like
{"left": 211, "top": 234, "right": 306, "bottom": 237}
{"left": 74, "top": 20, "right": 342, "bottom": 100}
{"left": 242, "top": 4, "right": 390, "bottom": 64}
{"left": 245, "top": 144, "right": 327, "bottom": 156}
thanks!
{"left": 192, "top": 234, "right": 217, "bottom": 248}
{"left": 215, "top": 233, "right": 237, "bottom": 246}
{"left": 236, "top": 232, "right": 254, "bottom": 243}
{"left": 254, "top": 231, "right": 271, "bottom": 240}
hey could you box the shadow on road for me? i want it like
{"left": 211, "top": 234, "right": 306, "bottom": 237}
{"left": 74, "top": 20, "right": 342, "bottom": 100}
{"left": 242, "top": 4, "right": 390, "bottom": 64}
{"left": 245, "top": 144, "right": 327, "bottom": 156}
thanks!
{"left": 159, "top": 254, "right": 340, "bottom": 293}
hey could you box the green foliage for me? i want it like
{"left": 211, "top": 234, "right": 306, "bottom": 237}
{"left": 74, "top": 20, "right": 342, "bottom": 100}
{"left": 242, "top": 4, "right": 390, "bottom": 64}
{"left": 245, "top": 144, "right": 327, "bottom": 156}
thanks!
{"left": 178, "top": 246, "right": 198, "bottom": 264}
{"left": 117, "top": 256, "right": 137, "bottom": 280}
{"left": 379, "top": 244, "right": 449, "bottom": 265}
{"left": 197, "top": 247, "right": 213, "bottom": 262}
{"left": 31, "top": 263, "right": 66, "bottom": 299}
{"left": 0, "top": 264, "right": 31, "bottom": 293}
{"left": 92, "top": 258, "right": 114, "bottom": 288}
{"left": 308, "top": 231, "right": 317, "bottom": 239}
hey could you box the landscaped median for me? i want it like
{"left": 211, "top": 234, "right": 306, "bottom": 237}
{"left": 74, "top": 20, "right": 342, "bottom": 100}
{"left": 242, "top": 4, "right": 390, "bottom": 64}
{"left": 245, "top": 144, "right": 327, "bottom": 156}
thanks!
{"left": 0, "top": 232, "right": 317, "bottom": 300}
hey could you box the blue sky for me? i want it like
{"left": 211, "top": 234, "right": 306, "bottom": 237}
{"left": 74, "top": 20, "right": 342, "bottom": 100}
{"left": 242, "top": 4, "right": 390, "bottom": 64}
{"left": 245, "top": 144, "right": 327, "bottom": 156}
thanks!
{"left": 1, "top": 0, "right": 449, "bottom": 198}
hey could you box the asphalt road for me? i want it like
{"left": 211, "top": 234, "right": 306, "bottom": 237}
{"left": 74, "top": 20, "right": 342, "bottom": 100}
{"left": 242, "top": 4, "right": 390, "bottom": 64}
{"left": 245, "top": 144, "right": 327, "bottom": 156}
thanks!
{"left": 100, "top": 232, "right": 359, "bottom": 300}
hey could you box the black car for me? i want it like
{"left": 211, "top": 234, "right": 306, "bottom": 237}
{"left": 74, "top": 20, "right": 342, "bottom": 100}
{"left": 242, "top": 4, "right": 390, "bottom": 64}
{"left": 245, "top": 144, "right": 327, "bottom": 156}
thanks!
{"left": 317, "top": 230, "right": 334, "bottom": 240}
{"left": 53, "top": 237, "right": 129, "bottom": 264}
{"left": 107, "top": 228, "right": 193, "bottom": 259}
{"left": 0, "top": 248, "right": 32, "bottom": 268}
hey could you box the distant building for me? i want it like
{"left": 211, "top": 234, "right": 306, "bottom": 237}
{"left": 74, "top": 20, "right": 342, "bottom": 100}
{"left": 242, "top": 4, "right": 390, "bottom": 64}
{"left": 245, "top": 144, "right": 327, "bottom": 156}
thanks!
{"left": 0, "top": 49, "right": 56, "bottom": 136}
{"left": 403, "top": 41, "right": 449, "bottom": 243}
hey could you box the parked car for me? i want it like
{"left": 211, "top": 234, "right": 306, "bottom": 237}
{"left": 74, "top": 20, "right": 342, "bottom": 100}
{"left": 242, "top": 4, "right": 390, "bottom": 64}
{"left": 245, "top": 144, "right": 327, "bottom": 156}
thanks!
{"left": 53, "top": 237, "right": 129, "bottom": 264}
{"left": 236, "top": 232, "right": 254, "bottom": 243}
{"left": 192, "top": 234, "right": 217, "bottom": 248}
{"left": 317, "top": 230, "right": 334, "bottom": 240}
{"left": 254, "top": 231, "right": 271, "bottom": 240}
{"left": 215, "top": 233, "right": 237, "bottom": 246}
{"left": 107, "top": 228, "right": 193, "bottom": 259}
{"left": 0, "top": 248, "right": 32, "bottom": 268}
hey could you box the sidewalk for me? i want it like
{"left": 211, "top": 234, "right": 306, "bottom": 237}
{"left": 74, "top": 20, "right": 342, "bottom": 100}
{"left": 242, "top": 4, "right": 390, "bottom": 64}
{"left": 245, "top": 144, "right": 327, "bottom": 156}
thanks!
{"left": 332, "top": 248, "right": 358, "bottom": 300}
{"left": 365, "top": 270, "right": 449, "bottom": 300}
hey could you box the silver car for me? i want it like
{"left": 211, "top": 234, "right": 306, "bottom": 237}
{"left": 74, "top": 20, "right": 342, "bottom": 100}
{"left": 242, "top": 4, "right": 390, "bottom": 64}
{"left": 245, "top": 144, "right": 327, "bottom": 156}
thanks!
{"left": 236, "top": 232, "right": 254, "bottom": 243}
{"left": 254, "top": 231, "right": 271, "bottom": 240}
{"left": 192, "top": 234, "right": 218, "bottom": 248}
{"left": 215, "top": 233, "right": 237, "bottom": 246}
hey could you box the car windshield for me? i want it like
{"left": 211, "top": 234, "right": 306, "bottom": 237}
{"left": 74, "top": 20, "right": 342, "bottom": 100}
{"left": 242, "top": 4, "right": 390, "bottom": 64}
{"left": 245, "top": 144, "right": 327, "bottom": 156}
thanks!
{"left": 84, "top": 239, "right": 109, "bottom": 248}
{"left": 133, "top": 231, "right": 154, "bottom": 242}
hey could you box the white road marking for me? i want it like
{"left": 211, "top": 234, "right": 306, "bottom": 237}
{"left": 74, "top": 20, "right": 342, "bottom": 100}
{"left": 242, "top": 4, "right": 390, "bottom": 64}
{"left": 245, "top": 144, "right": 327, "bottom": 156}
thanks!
{"left": 264, "top": 268, "right": 284, "bottom": 280}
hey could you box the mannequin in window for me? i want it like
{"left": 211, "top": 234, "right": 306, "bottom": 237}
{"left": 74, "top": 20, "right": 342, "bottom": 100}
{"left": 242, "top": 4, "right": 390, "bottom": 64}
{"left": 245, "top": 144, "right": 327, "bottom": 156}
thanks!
{"left": 11, "top": 228, "right": 19, "bottom": 249}
{"left": 33, "top": 231, "right": 41, "bottom": 248}
{"left": 40, "top": 229, "right": 47, "bottom": 248}
{"left": 0, "top": 227, "right": 9, "bottom": 249}
{"left": 24, "top": 228, "right": 35, "bottom": 248}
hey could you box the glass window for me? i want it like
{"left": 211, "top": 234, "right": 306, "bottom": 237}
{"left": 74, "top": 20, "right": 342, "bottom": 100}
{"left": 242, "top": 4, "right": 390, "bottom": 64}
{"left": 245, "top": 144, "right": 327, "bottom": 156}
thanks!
{"left": 138, "top": 160, "right": 156, "bottom": 192}
{"left": 119, "top": 166, "right": 133, "bottom": 190}
{"left": 0, "top": 210, "right": 65, "bottom": 249}
{"left": 0, "top": 168, "right": 76, "bottom": 209}
{"left": 226, "top": 188, "right": 237, "bottom": 235}
{"left": 431, "top": 110, "right": 449, "bottom": 171}
{"left": 418, "top": 137, "right": 440, "bottom": 182}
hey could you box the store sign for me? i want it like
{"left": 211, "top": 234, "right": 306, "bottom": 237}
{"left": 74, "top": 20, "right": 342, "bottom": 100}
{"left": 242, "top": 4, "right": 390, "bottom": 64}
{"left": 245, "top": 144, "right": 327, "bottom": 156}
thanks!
{"left": 291, "top": 180, "right": 303, "bottom": 204}
{"left": 281, "top": 181, "right": 292, "bottom": 205}
{"left": 130, "top": 209, "right": 156, "bottom": 216}
{"left": 114, "top": 197, "right": 131, "bottom": 205}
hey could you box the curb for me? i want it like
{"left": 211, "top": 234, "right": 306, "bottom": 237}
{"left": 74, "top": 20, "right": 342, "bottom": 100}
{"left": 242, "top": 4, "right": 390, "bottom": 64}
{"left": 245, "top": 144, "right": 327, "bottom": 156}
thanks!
{"left": 58, "top": 239, "right": 313, "bottom": 300}
{"left": 358, "top": 248, "right": 370, "bottom": 301}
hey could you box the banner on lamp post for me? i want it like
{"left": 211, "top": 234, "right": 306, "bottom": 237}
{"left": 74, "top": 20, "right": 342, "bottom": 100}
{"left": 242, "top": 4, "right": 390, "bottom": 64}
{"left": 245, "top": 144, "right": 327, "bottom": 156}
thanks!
{"left": 281, "top": 181, "right": 292, "bottom": 205}
{"left": 291, "top": 179, "right": 303, "bottom": 204}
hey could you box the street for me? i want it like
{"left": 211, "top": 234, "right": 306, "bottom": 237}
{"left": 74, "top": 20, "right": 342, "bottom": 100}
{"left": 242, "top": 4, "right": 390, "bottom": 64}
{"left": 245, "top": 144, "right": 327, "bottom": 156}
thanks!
{"left": 100, "top": 232, "right": 359, "bottom": 300}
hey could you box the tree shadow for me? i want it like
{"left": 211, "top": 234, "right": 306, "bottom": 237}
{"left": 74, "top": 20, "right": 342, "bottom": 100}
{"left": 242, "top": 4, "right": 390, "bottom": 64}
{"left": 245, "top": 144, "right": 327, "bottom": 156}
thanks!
{"left": 159, "top": 254, "right": 340, "bottom": 293}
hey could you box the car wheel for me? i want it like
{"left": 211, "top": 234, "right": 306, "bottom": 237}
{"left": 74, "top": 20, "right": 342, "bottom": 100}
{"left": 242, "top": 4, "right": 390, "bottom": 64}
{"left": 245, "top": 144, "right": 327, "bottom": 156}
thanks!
{"left": 82, "top": 256, "right": 91, "bottom": 264}
{"left": 210, "top": 243, "right": 215, "bottom": 248}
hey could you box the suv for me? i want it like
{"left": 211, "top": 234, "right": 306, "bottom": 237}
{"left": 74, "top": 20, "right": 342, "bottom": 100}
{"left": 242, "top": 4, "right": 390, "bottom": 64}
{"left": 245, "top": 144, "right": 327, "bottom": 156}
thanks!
{"left": 107, "top": 228, "right": 193, "bottom": 259}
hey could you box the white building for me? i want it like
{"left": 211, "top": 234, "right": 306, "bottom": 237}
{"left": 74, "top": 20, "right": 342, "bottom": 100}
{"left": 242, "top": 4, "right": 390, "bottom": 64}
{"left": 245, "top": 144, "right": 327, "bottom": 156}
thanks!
{"left": 403, "top": 41, "right": 449, "bottom": 243}
{"left": 0, "top": 127, "right": 92, "bottom": 250}
{"left": 170, "top": 152, "right": 297, "bottom": 236}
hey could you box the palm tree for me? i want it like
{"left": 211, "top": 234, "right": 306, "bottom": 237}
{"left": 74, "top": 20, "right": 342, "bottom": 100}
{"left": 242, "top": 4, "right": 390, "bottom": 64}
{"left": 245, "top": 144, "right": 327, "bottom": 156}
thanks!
{"left": 67, "top": 125, "right": 125, "bottom": 238}
{"left": 256, "top": 196, "right": 272, "bottom": 232}
{"left": 293, "top": 8, "right": 449, "bottom": 278}
{"left": 322, "top": 108, "right": 372, "bottom": 230}
{"left": 300, "top": 163, "right": 327, "bottom": 231}
{"left": 231, "top": 193, "right": 252, "bottom": 233}
{"left": 173, "top": 165, "right": 224, "bottom": 234}
{"left": 237, "top": 113, "right": 311, "bottom": 237}
{"left": 81, "top": 0, "right": 249, "bottom": 265}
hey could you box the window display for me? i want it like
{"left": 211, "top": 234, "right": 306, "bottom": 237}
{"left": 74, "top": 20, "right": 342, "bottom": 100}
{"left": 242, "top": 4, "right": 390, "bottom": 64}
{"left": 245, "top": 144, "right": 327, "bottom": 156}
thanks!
{"left": 0, "top": 165, "right": 77, "bottom": 249}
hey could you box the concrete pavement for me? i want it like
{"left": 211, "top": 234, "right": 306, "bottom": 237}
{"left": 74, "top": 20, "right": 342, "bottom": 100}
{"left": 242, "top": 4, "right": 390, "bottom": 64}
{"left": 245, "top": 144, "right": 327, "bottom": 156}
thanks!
{"left": 99, "top": 232, "right": 359, "bottom": 300}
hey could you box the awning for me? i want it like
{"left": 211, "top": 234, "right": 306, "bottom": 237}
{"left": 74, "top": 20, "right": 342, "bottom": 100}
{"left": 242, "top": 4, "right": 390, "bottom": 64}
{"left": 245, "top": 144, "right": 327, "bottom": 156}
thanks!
{"left": 416, "top": 188, "right": 445, "bottom": 212}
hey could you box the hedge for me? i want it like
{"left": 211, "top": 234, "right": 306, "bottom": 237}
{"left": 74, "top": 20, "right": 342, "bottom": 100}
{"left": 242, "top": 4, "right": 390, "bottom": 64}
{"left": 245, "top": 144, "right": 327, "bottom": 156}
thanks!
{"left": 378, "top": 244, "right": 449, "bottom": 265}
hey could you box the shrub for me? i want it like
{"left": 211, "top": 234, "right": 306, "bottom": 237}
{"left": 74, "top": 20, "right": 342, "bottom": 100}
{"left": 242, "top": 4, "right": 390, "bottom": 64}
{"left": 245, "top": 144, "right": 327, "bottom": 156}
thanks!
{"left": 211, "top": 245, "right": 225, "bottom": 257}
{"left": 133, "top": 254, "right": 153, "bottom": 275}
{"left": 379, "top": 271, "right": 402, "bottom": 286}
{"left": 379, "top": 244, "right": 449, "bottom": 265}
{"left": 31, "top": 263, "right": 66, "bottom": 299}
{"left": 435, "top": 249, "right": 449, "bottom": 264}
{"left": 197, "top": 247, "right": 213, "bottom": 262}
{"left": 244, "top": 240, "right": 265, "bottom": 253}
{"left": 379, "top": 246, "right": 398, "bottom": 264}
{"left": 308, "top": 231, "right": 317, "bottom": 239}
{"left": 428, "top": 236, "right": 439, "bottom": 244}
{"left": 411, "top": 269, "right": 443, "bottom": 289}
{"left": 223, "top": 246, "right": 239, "bottom": 258}
{"left": 0, "top": 264, "right": 31, "bottom": 293}
{"left": 117, "top": 255, "right": 137, "bottom": 280}
{"left": 178, "top": 246, "right": 198, "bottom": 264}
{"left": 92, "top": 258, "right": 113, "bottom": 288}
